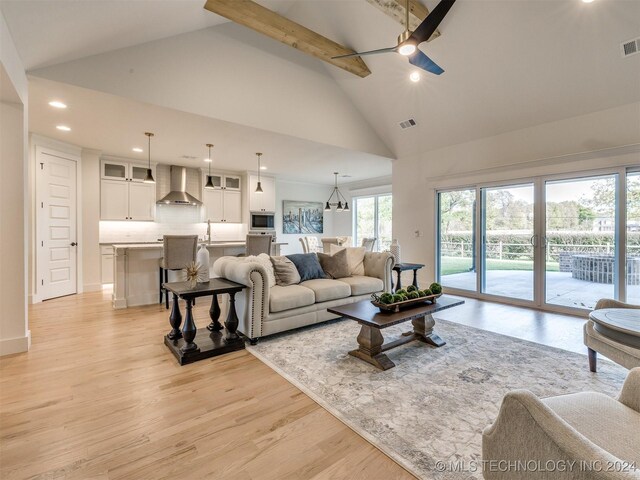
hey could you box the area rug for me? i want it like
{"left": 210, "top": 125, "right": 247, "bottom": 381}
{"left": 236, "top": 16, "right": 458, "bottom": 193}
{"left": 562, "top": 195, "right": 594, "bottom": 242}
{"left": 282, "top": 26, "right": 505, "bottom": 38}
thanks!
{"left": 247, "top": 317, "right": 627, "bottom": 480}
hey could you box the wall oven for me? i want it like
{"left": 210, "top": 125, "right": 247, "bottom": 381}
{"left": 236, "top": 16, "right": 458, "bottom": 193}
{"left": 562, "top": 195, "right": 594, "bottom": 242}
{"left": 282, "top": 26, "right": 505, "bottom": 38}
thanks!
{"left": 250, "top": 211, "right": 275, "bottom": 230}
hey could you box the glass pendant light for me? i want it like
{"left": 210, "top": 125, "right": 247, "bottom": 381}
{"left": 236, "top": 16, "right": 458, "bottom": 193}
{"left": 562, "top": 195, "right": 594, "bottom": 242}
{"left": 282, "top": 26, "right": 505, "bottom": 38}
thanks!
{"left": 205, "top": 144, "right": 214, "bottom": 189}
{"left": 255, "top": 153, "right": 264, "bottom": 193}
{"left": 143, "top": 132, "right": 155, "bottom": 183}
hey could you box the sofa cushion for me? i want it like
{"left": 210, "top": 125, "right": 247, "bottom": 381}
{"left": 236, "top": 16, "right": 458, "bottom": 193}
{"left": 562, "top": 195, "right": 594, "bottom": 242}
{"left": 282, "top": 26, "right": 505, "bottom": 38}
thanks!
{"left": 317, "top": 248, "right": 350, "bottom": 279}
{"left": 330, "top": 245, "right": 365, "bottom": 276}
{"left": 270, "top": 256, "right": 301, "bottom": 286}
{"left": 287, "top": 253, "right": 326, "bottom": 282}
{"left": 543, "top": 391, "right": 640, "bottom": 464}
{"left": 336, "top": 275, "right": 384, "bottom": 296}
{"left": 269, "top": 285, "right": 315, "bottom": 313}
{"left": 299, "top": 279, "right": 351, "bottom": 303}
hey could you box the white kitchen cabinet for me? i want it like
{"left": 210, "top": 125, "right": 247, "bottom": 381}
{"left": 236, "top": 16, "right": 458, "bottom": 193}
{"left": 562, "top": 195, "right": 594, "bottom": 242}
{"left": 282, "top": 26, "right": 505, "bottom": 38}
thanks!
{"left": 203, "top": 188, "right": 241, "bottom": 223}
{"left": 128, "top": 182, "right": 156, "bottom": 221}
{"left": 223, "top": 190, "right": 242, "bottom": 222}
{"left": 101, "top": 179, "right": 155, "bottom": 221}
{"left": 249, "top": 175, "right": 276, "bottom": 212}
{"left": 224, "top": 174, "right": 242, "bottom": 191}
{"left": 101, "top": 159, "right": 154, "bottom": 182}
{"left": 101, "top": 246, "right": 114, "bottom": 284}
{"left": 100, "top": 180, "right": 130, "bottom": 220}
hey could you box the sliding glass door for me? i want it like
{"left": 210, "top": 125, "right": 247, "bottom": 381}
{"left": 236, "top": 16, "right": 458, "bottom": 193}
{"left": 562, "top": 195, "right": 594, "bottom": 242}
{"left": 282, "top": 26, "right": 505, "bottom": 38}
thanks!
{"left": 628, "top": 171, "right": 640, "bottom": 305}
{"left": 436, "top": 167, "right": 636, "bottom": 312}
{"left": 544, "top": 175, "right": 616, "bottom": 310}
{"left": 481, "top": 184, "right": 535, "bottom": 301}
{"left": 438, "top": 189, "right": 476, "bottom": 291}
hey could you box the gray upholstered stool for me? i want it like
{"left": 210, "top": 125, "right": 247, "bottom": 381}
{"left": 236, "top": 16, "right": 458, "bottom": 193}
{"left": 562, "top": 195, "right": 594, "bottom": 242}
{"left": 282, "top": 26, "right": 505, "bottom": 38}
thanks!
{"left": 245, "top": 234, "right": 273, "bottom": 256}
{"left": 159, "top": 235, "right": 198, "bottom": 309}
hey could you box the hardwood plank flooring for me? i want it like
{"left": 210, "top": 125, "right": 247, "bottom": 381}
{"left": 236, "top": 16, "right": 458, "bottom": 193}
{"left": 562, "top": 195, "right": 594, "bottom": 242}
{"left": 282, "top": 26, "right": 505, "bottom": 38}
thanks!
{"left": 1, "top": 289, "right": 589, "bottom": 479}
{"left": 0, "top": 290, "right": 415, "bottom": 480}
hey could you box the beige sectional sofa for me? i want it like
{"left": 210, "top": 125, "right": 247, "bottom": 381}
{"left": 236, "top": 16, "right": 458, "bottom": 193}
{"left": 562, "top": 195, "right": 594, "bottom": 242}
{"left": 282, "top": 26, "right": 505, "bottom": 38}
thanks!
{"left": 213, "top": 251, "right": 394, "bottom": 343}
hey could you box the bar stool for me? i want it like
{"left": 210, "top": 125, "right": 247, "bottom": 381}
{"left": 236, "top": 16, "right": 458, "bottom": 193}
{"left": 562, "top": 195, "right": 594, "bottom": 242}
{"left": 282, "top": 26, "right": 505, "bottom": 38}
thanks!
{"left": 245, "top": 234, "right": 273, "bottom": 256}
{"left": 159, "top": 235, "right": 198, "bottom": 309}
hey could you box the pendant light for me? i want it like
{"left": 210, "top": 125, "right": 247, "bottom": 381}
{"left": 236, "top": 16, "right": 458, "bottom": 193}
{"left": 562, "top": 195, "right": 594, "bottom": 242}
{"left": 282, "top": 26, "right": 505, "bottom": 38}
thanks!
{"left": 255, "top": 152, "right": 264, "bottom": 193}
{"left": 324, "top": 172, "right": 349, "bottom": 212}
{"left": 204, "top": 144, "right": 215, "bottom": 189}
{"left": 143, "top": 132, "right": 155, "bottom": 183}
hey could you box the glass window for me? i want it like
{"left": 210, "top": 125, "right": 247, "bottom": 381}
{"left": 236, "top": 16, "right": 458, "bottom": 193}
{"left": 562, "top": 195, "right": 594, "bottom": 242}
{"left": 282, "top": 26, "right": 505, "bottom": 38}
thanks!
{"left": 353, "top": 194, "right": 392, "bottom": 252}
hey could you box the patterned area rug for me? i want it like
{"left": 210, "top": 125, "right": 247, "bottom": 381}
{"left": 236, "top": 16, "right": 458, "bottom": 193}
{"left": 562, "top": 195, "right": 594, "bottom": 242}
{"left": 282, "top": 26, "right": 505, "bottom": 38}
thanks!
{"left": 247, "top": 317, "right": 627, "bottom": 479}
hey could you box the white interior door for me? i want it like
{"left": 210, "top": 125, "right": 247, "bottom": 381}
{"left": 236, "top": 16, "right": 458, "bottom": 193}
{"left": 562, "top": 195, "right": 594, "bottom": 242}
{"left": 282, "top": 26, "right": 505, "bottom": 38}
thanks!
{"left": 38, "top": 151, "right": 78, "bottom": 300}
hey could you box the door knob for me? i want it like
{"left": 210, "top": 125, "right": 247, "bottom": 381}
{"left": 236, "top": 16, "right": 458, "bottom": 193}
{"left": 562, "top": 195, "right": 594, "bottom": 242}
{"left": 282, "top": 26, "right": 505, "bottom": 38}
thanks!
{"left": 71, "top": 242, "right": 78, "bottom": 246}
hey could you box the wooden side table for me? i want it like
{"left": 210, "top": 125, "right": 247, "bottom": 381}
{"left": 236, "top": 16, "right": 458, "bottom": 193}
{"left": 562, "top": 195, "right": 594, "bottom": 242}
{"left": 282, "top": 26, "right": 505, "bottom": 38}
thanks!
{"left": 163, "top": 278, "right": 246, "bottom": 365}
{"left": 391, "top": 263, "right": 425, "bottom": 291}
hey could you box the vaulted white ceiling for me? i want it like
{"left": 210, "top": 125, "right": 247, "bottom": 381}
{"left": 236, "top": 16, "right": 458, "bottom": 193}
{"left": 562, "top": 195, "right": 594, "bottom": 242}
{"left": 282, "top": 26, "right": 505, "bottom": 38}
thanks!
{"left": 2, "top": 0, "right": 639, "bottom": 178}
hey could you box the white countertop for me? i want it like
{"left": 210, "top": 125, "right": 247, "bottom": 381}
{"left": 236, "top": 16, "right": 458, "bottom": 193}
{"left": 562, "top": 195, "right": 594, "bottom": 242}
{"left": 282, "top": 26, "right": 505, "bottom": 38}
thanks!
{"left": 111, "top": 241, "right": 287, "bottom": 249}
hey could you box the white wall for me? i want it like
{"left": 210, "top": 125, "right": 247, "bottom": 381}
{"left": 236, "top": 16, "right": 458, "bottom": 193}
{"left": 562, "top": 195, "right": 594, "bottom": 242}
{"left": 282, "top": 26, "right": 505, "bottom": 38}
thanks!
{"left": 0, "top": 11, "right": 29, "bottom": 355}
{"left": 393, "top": 102, "right": 640, "bottom": 286}
{"left": 81, "top": 149, "right": 101, "bottom": 291}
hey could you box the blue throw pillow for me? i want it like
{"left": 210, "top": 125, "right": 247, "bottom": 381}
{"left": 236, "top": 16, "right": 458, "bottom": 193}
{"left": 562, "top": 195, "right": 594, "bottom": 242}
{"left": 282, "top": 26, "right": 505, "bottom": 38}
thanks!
{"left": 286, "top": 253, "right": 327, "bottom": 282}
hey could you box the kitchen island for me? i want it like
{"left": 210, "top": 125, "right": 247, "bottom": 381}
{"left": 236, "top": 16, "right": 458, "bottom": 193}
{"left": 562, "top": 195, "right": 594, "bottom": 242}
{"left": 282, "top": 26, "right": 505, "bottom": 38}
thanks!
{"left": 111, "top": 241, "right": 286, "bottom": 309}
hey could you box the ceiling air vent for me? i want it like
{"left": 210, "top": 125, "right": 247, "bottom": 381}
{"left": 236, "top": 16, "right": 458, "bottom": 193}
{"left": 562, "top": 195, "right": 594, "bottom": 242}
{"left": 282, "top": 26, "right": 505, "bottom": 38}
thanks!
{"left": 180, "top": 155, "right": 198, "bottom": 160}
{"left": 621, "top": 37, "right": 640, "bottom": 57}
{"left": 399, "top": 118, "right": 417, "bottom": 129}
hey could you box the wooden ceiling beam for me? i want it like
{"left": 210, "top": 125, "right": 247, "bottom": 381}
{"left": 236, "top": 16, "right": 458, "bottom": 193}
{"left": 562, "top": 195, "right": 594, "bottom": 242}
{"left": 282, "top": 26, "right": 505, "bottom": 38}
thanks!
{"left": 365, "top": 0, "right": 441, "bottom": 42}
{"left": 203, "top": 0, "right": 371, "bottom": 78}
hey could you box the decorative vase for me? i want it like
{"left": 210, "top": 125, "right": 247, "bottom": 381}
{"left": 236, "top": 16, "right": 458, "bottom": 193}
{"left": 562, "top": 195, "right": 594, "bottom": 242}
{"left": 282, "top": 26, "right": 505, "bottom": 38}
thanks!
{"left": 196, "top": 244, "right": 210, "bottom": 283}
{"left": 390, "top": 239, "right": 401, "bottom": 264}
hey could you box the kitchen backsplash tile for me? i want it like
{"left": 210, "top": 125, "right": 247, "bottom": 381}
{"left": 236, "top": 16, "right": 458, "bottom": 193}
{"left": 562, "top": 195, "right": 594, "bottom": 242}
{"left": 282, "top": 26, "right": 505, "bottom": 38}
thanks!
{"left": 100, "top": 221, "right": 247, "bottom": 243}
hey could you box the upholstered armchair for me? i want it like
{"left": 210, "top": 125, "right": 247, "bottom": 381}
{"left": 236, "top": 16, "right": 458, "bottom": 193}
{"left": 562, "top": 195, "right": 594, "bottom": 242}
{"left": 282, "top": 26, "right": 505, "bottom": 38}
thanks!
{"left": 584, "top": 299, "right": 640, "bottom": 372}
{"left": 482, "top": 368, "right": 640, "bottom": 480}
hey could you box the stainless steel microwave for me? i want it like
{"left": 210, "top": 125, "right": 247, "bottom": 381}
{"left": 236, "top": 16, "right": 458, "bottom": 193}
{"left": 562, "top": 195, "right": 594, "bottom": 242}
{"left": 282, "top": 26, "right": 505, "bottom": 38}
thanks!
{"left": 250, "top": 211, "right": 275, "bottom": 230}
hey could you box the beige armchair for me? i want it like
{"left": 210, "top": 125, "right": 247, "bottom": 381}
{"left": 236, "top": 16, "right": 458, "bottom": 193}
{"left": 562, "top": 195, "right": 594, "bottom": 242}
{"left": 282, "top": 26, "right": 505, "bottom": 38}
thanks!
{"left": 482, "top": 368, "right": 640, "bottom": 480}
{"left": 584, "top": 299, "right": 640, "bottom": 372}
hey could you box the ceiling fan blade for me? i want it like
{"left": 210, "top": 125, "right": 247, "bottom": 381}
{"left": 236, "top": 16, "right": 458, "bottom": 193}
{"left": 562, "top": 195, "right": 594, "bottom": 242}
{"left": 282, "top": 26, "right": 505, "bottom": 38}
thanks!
{"left": 409, "top": 0, "right": 456, "bottom": 45}
{"left": 332, "top": 46, "right": 397, "bottom": 59}
{"left": 408, "top": 50, "right": 444, "bottom": 75}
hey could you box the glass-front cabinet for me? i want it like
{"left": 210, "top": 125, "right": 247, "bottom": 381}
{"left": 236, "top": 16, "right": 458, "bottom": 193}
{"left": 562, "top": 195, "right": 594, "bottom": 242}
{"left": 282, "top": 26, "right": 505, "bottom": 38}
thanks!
{"left": 101, "top": 159, "right": 154, "bottom": 182}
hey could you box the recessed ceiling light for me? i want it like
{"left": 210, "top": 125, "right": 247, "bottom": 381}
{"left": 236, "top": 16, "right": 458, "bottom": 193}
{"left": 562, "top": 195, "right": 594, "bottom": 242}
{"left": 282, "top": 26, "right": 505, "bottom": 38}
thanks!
{"left": 48, "top": 100, "right": 67, "bottom": 109}
{"left": 410, "top": 71, "right": 420, "bottom": 82}
{"left": 260, "top": 166, "right": 267, "bottom": 170}
{"left": 56, "top": 125, "right": 71, "bottom": 131}
{"left": 581, "top": 0, "right": 595, "bottom": 3}
{"left": 204, "top": 157, "right": 212, "bottom": 162}
{"left": 132, "top": 147, "right": 143, "bottom": 153}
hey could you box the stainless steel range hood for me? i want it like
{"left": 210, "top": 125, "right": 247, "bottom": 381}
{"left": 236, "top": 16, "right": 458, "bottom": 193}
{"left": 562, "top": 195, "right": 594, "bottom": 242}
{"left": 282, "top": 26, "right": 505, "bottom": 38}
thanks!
{"left": 157, "top": 166, "right": 202, "bottom": 206}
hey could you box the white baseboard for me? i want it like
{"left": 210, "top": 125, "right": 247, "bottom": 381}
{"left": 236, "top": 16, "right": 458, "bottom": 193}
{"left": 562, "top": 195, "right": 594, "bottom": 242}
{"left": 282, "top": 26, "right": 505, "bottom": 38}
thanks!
{"left": 29, "top": 294, "right": 42, "bottom": 304}
{"left": 83, "top": 283, "right": 103, "bottom": 292}
{"left": 0, "top": 330, "right": 31, "bottom": 356}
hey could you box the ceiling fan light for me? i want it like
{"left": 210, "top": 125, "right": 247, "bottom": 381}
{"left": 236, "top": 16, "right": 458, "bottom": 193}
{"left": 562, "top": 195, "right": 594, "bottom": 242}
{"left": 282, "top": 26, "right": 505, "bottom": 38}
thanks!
{"left": 143, "top": 168, "right": 155, "bottom": 184}
{"left": 398, "top": 43, "right": 416, "bottom": 56}
{"left": 205, "top": 175, "right": 215, "bottom": 189}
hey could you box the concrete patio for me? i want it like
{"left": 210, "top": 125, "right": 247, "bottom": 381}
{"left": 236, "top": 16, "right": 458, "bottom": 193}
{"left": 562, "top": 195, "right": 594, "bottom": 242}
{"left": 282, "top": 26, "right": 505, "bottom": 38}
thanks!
{"left": 442, "top": 270, "right": 640, "bottom": 309}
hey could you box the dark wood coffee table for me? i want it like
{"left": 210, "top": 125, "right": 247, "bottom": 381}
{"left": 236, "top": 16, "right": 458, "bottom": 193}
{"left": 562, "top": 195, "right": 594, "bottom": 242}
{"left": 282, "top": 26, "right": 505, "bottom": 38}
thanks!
{"left": 163, "top": 279, "right": 246, "bottom": 365}
{"left": 327, "top": 296, "right": 464, "bottom": 370}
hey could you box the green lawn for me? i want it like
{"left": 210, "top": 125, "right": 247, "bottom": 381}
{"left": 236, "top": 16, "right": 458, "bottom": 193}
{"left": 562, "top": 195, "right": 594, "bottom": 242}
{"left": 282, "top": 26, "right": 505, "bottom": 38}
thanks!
{"left": 440, "top": 257, "right": 560, "bottom": 276}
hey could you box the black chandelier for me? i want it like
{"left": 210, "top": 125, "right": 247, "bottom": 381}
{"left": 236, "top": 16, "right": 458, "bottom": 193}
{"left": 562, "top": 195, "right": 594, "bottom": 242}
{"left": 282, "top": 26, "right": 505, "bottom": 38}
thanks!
{"left": 324, "top": 172, "right": 349, "bottom": 212}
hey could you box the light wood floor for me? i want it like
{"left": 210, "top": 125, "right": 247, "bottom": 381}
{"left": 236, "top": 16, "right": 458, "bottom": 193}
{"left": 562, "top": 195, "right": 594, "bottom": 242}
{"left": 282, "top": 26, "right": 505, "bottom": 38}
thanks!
{"left": 0, "top": 290, "right": 415, "bottom": 480}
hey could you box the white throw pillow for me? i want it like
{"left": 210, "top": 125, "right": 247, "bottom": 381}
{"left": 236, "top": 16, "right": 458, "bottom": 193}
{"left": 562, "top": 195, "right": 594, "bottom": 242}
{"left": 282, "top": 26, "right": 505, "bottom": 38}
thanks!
{"left": 244, "top": 253, "right": 276, "bottom": 288}
{"left": 329, "top": 245, "right": 365, "bottom": 276}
